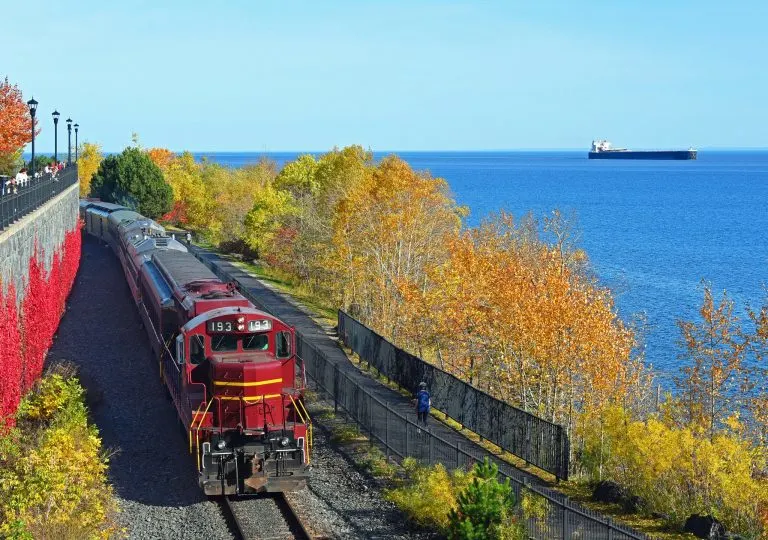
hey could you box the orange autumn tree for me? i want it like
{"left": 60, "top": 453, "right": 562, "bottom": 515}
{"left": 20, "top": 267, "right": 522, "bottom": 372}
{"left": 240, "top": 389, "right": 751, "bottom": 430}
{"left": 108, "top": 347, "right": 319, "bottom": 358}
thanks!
{"left": 0, "top": 77, "right": 38, "bottom": 175}
{"left": 146, "top": 147, "right": 175, "bottom": 171}
{"left": 406, "top": 211, "right": 639, "bottom": 431}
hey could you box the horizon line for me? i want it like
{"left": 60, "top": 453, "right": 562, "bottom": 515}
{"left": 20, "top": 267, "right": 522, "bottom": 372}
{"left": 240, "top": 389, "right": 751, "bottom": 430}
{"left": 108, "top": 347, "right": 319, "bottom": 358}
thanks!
{"left": 23, "top": 146, "right": 768, "bottom": 155}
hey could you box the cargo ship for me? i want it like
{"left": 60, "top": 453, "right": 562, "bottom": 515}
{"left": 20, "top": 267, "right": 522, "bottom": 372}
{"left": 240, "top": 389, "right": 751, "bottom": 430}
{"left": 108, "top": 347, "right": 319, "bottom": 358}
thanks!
{"left": 588, "top": 140, "right": 697, "bottom": 160}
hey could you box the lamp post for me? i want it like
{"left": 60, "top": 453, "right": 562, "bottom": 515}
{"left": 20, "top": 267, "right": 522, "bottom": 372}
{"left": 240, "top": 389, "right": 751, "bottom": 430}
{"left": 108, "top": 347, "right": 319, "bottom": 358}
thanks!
{"left": 52, "top": 110, "right": 60, "bottom": 163}
{"left": 27, "top": 97, "right": 38, "bottom": 177}
{"left": 66, "top": 118, "right": 72, "bottom": 165}
{"left": 74, "top": 124, "right": 79, "bottom": 163}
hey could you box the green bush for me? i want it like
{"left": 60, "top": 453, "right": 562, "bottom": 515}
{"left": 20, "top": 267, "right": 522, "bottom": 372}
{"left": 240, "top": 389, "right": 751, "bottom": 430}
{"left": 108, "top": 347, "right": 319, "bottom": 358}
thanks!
{"left": 90, "top": 146, "right": 172, "bottom": 218}
{"left": 0, "top": 366, "right": 119, "bottom": 539}
{"left": 448, "top": 459, "right": 525, "bottom": 540}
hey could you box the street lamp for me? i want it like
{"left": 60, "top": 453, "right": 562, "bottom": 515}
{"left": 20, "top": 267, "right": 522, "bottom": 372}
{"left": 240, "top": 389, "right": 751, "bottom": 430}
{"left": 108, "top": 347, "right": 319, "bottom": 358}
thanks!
{"left": 74, "top": 123, "right": 79, "bottom": 163}
{"left": 52, "top": 110, "right": 60, "bottom": 163}
{"left": 66, "top": 118, "right": 72, "bottom": 165}
{"left": 27, "top": 97, "right": 38, "bottom": 177}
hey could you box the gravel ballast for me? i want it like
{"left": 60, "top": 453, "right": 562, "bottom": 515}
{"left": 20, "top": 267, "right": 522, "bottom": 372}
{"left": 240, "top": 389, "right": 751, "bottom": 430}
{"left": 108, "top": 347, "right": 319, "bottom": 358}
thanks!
{"left": 46, "top": 235, "right": 432, "bottom": 539}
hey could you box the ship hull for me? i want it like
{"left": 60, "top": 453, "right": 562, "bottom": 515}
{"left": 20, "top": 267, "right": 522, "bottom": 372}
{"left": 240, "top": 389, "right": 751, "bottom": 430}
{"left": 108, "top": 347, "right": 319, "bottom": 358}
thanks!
{"left": 588, "top": 150, "right": 697, "bottom": 160}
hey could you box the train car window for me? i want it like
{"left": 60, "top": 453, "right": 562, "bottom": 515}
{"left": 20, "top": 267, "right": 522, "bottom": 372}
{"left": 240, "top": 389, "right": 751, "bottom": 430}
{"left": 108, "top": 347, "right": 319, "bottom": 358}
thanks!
{"left": 190, "top": 335, "right": 206, "bottom": 364}
{"left": 243, "top": 334, "right": 269, "bottom": 351}
{"left": 276, "top": 331, "right": 291, "bottom": 358}
{"left": 211, "top": 334, "right": 238, "bottom": 352}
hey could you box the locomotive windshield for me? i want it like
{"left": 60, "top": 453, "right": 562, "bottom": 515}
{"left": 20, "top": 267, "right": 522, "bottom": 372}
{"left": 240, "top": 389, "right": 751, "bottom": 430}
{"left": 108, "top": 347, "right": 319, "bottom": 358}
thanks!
{"left": 211, "top": 333, "right": 270, "bottom": 352}
{"left": 211, "top": 334, "right": 238, "bottom": 351}
{"left": 243, "top": 334, "right": 269, "bottom": 350}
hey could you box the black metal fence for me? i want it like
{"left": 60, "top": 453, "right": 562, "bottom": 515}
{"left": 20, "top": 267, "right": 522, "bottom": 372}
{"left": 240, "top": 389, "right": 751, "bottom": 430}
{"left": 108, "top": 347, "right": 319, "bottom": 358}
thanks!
{"left": 297, "top": 333, "right": 647, "bottom": 540}
{"left": 338, "top": 311, "right": 570, "bottom": 480}
{"left": 0, "top": 167, "right": 78, "bottom": 231}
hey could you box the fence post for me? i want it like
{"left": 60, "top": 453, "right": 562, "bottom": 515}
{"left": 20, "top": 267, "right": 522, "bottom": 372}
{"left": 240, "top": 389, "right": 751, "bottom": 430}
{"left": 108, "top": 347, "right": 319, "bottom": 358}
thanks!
{"left": 385, "top": 403, "right": 390, "bottom": 459}
{"left": 455, "top": 442, "right": 460, "bottom": 469}
{"left": 562, "top": 497, "right": 569, "bottom": 538}
{"left": 429, "top": 431, "right": 433, "bottom": 464}
{"left": 369, "top": 394, "right": 373, "bottom": 446}
{"left": 607, "top": 518, "right": 613, "bottom": 540}
{"left": 334, "top": 365, "right": 339, "bottom": 414}
{"left": 406, "top": 418, "right": 410, "bottom": 456}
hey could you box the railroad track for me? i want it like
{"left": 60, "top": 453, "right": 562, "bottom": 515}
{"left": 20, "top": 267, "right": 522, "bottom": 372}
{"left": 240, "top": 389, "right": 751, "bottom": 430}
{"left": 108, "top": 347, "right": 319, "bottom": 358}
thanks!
{"left": 220, "top": 493, "right": 315, "bottom": 540}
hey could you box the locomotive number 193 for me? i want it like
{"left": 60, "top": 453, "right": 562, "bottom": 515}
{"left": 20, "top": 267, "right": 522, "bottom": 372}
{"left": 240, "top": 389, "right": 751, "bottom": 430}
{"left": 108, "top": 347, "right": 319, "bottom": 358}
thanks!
{"left": 208, "top": 320, "right": 236, "bottom": 333}
{"left": 207, "top": 319, "right": 273, "bottom": 333}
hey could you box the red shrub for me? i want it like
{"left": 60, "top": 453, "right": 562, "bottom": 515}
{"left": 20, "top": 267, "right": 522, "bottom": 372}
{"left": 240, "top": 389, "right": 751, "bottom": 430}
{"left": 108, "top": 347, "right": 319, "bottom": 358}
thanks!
{"left": 0, "top": 284, "right": 22, "bottom": 425}
{"left": 2, "top": 224, "right": 83, "bottom": 419}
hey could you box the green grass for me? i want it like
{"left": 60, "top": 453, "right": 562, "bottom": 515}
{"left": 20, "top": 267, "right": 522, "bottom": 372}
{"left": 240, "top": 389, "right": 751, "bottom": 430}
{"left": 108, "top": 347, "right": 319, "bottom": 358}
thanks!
{"left": 330, "top": 423, "right": 365, "bottom": 444}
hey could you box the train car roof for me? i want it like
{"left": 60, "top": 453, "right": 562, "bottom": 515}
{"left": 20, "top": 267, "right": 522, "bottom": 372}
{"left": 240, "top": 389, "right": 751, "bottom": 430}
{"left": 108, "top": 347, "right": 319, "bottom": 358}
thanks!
{"left": 152, "top": 250, "right": 219, "bottom": 289}
{"left": 84, "top": 201, "right": 127, "bottom": 213}
{"left": 108, "top": 209, "right": 144, "bottom": 224}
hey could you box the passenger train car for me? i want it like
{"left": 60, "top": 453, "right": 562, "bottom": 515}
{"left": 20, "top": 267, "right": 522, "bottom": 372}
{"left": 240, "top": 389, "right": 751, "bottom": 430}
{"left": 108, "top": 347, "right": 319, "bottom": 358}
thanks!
{"left": 80, "top": 200, "right": 311, "bottom": 495}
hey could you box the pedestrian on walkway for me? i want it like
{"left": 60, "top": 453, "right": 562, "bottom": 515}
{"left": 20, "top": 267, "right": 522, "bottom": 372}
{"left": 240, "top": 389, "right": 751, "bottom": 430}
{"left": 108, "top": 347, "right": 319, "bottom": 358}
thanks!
{"left": 415, "top": 381, "right": 431, "bottom": 427}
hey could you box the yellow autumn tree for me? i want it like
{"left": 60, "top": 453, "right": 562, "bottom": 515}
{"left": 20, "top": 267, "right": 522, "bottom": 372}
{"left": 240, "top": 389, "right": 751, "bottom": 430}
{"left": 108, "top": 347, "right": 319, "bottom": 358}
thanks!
{"left": 328, "top": 155, "right": 463, "bottom": 341}
{"left": 676, "top": 283, "right": 749, "bottom": 438}
{"left": 77, "top": 142, "right": 103, "bottom": 197}
{"left": 160, "top": 151, "right": 212, "bottom": 229}
{"left": 267, "top": 146, "right": 371, "bottom": 287}
{"left": 201, "top": 160, "right": 277, "bottom": 248}
{"left": 242, "top": 182, "right": 297, "bottom": 256}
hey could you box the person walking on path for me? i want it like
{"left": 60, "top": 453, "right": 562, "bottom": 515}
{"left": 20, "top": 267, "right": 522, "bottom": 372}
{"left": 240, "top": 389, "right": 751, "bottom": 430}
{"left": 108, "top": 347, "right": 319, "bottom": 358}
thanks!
{"left": 415, "top": 381, "right": 431, "bottom": 427}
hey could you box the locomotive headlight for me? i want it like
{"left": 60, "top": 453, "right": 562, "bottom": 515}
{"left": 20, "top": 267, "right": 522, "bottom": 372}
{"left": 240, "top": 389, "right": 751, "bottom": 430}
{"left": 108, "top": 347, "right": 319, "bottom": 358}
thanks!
{"left": 237, "top": 316, "right": 245, "bottom": 323}
{"left": 280, "top": 437, "right": 290, "bottom": 447}
{"left": 217, "top": 439, "right": 226, "bottom": 450}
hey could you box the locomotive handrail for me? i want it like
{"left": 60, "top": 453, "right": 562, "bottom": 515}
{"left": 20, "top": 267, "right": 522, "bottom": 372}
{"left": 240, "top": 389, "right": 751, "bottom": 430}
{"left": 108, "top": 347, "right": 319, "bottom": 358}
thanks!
{"left": 296, "top": 397, "right": 313, "bottom": 453}
{"left": 288, "top": 394, "right": 312, "bottom": 464}
{"left": 191, "top": 395, "right": 216, "bottom": 471}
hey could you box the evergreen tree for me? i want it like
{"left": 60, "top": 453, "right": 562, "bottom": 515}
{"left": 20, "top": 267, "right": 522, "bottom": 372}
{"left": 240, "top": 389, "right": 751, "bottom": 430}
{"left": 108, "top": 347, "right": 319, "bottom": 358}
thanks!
{"left": 89, "top": 146, "right": 173, "bottom": 218}
{"left": 448, "top": 459, "right": 522, "bottom": 540}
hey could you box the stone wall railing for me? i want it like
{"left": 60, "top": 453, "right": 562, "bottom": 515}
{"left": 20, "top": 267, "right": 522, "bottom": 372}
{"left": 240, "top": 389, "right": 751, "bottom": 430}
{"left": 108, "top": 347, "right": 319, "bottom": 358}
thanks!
{"left": 1, "top": 166, "right": 78, "bottom": 231}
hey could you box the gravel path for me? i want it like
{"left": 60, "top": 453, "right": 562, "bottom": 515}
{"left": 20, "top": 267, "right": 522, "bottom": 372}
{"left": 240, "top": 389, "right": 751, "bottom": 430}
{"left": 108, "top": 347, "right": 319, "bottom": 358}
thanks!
{"left": 48, "top": 236, "right": 232, "bottom": 540}
{"left": 47, "top": 235, "right": 433, "bottom": 539}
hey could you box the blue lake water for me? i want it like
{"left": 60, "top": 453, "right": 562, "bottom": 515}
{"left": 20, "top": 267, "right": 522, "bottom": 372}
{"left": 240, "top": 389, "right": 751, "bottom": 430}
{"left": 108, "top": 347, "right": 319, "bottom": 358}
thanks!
{"left": 196, "top": 151, "right": 768, "bottom": 380}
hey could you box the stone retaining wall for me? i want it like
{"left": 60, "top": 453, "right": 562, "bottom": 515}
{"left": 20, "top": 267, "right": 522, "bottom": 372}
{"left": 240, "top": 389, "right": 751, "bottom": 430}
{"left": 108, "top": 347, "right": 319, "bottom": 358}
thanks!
{"left": 0, "top": 182, "right": 80, "bottom": 303}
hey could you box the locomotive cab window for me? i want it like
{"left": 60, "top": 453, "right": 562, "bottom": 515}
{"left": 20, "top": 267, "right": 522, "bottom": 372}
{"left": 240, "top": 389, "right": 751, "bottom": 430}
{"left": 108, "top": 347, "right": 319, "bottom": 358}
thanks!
{"left": 276, "top": 331, "right": 291, "bottom": 358}
{"left": 243, "top": 334, "right": 269, "bottom": 351}
{"left": 190, "top": 334, "right": 206, "bottom": 365}
{"left": 175, "top": 334, "right": 185, "bottom": 365}
{"left": 211, "top": 334, "right": 238, "bottom": 352}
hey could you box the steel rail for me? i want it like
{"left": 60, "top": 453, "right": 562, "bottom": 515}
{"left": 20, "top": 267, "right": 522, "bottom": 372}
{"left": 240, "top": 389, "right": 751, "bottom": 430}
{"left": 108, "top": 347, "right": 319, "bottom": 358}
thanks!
{"left": 220, "top": 496, "right": 247, "bottom": 540}
{"left": 221, "top": 493, "right": 314, "bottom": 540}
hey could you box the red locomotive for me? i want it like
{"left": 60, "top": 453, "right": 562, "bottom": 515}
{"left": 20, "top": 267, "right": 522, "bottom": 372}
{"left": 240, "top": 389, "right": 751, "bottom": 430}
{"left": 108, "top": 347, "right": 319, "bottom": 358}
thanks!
{"left": 80, "top": 200, "right": 311, "bottom": 495}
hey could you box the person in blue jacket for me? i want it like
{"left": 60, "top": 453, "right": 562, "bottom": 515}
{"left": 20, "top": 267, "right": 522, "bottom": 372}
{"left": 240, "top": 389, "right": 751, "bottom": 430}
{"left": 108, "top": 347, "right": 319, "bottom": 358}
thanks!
{"left": 415, "top": 381, "right": 431, "bottom": 427}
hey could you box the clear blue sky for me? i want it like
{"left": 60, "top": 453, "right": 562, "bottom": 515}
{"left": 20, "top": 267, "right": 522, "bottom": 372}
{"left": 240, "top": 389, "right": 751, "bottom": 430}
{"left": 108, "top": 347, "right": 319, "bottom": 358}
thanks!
{"left": 3, "top": 0, "right": 766, "bottom": 152}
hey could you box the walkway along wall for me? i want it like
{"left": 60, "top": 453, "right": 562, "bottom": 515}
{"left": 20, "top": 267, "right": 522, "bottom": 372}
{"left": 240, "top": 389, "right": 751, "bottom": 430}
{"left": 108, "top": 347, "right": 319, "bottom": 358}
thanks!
{"left": 0, "top": 167, "right": 81, "bottom": 423}
{"left": 338, "top": 311, "right": 570, "bottom": 480}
